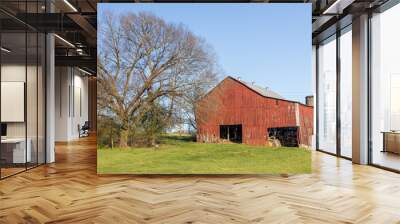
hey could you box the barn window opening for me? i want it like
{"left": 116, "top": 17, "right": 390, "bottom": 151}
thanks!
{"left": 268, "top": 127, "right": 299, "bottom": 147}
{"left": 220, "top": 125, "right": 242, "bottom": 143}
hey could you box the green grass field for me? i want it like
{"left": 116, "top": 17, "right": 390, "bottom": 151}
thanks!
{"left": 97, "top": 135, "right": 311, "bottom": 174}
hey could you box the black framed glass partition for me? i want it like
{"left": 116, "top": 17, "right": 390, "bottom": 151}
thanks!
{"left": 317, "top": 34, "right": 337, "bottom": 155}
{"left": 339, "top": 26, "right": 352, "bottom": 159}
{"left": 315, "top": 0, "right": 400, "bottom": 172}
{"left": 0, "top": 30, "right": 28, "bottom": 177}
{"left": 0, "top": 1, "right": 46, "bottom": 179}
{"left": 316, "top": 23, "right": 353, "bottom": 159}
{"left": 370, "top": 2, "right": 400, "bottom": 171}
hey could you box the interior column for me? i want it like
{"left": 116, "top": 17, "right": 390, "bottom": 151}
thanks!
{"left": 45, "top": 0, "right": 55, "bottom": 163}
{"left": 352, "top": 14, "right": 369, "bottom": 164}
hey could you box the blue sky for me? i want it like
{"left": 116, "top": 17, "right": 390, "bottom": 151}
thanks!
{"left": 99, "top": 3, "right": 312, "bottom": 103}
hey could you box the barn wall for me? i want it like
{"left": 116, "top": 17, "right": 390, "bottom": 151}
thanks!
{"left": 298, "top": 104, "right": 314, "bottom": 147}
{"left": 196, "top": 78, "right": 313, "bottom": 146}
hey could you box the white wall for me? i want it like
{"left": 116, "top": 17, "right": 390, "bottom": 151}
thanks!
{"left": 55, "top": 67, "right": 89, "bottom": 141}
{"left": 1, "top": 65, "right": 37, "bottom": 137}
{"left": 1, "top": 65, "right": 26, "bottom": 140}
{"left": 1, "top": 63, "right": 46, "bottom": 164}
{"left": 1, "top": 82, "right": 25, "bottom": 122}
{"left": 55, "top": 66, "right": 70, "bottom": 141}
{"left": 72, "top": 73, "right": 89, "bottom": 138}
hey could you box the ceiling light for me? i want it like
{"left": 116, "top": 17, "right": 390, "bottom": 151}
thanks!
{"left": 78, "top": 67, "right": 93, "bottom": 76}
{"left": 76, "top": 48, "right": 85, "bottom": 55}
{"left": 54, "top": 34, "right": 75, "bottom": 48}
{"left": 1, "top": 47, "right": 11, "bottom": 53}
{"left": 63, "top": 0, "right": 78, "bottom": 12}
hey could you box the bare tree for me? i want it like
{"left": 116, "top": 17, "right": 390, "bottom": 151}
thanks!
{"left": 98, "top": 11, "right": 218, "bottom": 147}
{"left": 175, "top": 69, "right": 219, "bottom": 131}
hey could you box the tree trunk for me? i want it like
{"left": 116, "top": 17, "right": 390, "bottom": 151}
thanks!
{"left": 151, "top": 135, "right": 156, "bottom": 147}
{"left": 119, "top": 128, "right": 129, "bottom": 148}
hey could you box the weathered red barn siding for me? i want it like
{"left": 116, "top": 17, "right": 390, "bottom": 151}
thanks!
{"left": 297, "top": 104, "right": 314, "bottom": 146}
{"left": 196, "top": 77, "right": 314, "bottom": 146}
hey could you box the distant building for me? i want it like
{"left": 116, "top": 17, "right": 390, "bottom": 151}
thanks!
{"left": 195, "top": 76, "right": 313, "bottom": 147}
{"left": 305, "top": 95, "right": 314, "bottom": 107}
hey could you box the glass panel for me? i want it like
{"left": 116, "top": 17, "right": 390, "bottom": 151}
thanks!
{"left": 371, "top": 4, "right": 400, "bottom": 171}
{"left": 27, "top": 31, "right": 38, "bottom": 169}
{"left": 340, "top": 28, "right": 352, "bottom": 158}
{"left": 1, "top": 31, "right": 27, "bottom": 177}
{"left": 0, "top": 1, "right": 46, "bottom": 179}
{"left": 318, "top": 35, "right": 337, "bottom": 154}
{"left": 26, "top": 0, "right": 39, "bottom": 169}
{"left": 38, "top": 32, "right": 45, "bottom": 165}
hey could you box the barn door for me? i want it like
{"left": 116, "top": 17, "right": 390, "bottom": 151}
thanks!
{"left": 219, "top": 124, "right": 242, "bottom": 143}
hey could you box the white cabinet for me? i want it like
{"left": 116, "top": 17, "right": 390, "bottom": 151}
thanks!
{"left": 1, "top": 138, "right": 32, "bottom": 163}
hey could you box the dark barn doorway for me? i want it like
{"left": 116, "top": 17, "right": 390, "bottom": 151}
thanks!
{"left": 220, "top": 125, "right": 242, "bottom": 143}
{"left": 268, "top": 127, "right": 299, "bottom": 147}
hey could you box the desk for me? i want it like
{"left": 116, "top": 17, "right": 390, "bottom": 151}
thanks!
{"left": 1, "top": 138, "right": 31, "bottom": 163}
{"left": 382, "top": 131, "right": 400, "bottom": 154}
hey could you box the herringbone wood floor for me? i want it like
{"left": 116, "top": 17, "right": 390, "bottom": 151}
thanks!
{"left": 1, "top": 136, "right": 400, "bottom": 224}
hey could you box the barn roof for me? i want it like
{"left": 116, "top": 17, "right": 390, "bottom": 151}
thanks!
{"left": 198, "top": 76, "right": 312, "bottom": 108}
{"left": 229, "top": 76, "right": 286, "bottom": 100}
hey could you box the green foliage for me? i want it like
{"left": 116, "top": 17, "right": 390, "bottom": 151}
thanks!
{"left": 97, "top": 115, "right": 119, "bottom": 148}
{"left": 98, "top": 103, "right": 172, "bottom": 147}
{"left": 97, "top": 135, "right": 311, "bottom": 174}
{"left": 138, "top": 102, "right": 169, "bottom": 146}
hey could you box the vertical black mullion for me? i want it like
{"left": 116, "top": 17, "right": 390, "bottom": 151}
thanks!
{"left": 44, "top": 34, "right": 47, "bottom": 164}
{"left": 316, "top": 45, "right": 320, "bottom": 150}
{"left": 336, "top": 29, "right": 341, "bottom": 157}
{"left": 44, "top": 0, "right": 47, "bottom": 164}
{"left": 36, "top": 0, "right": 39, "bottom": 167}
{"left": 367, "top": 11, "right": 373, "bottom": 165}
{"left": 73, "top": 69, "right": 75, "bottom": 118}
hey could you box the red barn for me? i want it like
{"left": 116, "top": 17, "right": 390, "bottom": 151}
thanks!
{"left": 195, "top": 76, "right": 313, "bottom": 147}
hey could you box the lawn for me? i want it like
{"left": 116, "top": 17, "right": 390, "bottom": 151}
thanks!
{"left": 97, "top": 135, "right": 311, "bottom": 174}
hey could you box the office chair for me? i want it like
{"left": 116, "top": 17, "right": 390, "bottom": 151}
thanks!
{"left": 79, "top": 121, "right": 90, "bottom": 138}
